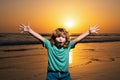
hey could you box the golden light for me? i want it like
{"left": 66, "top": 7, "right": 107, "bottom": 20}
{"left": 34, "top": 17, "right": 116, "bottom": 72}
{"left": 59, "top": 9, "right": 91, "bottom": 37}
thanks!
{"left": 66, "top": 20, "right": 74, "bottom": 28}
{"left": 69, "top": 50, "right": 73, "bottom": 64}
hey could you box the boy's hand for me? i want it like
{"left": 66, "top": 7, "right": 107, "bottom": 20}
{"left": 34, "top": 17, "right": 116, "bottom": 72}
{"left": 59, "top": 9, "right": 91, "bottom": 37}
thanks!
{"left": 89, "top": 25, "right": 99, "bottom": 34}
{"left": 19, "top": 24, "right": 31, "bottom": 33}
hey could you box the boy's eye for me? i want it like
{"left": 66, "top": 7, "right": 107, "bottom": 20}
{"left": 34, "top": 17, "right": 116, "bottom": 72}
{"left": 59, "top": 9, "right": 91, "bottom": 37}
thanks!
{"left": 62, "top": 36, "right": 65, "bottom": 38}
{"left": 60, "top": 36, "right": 65, "bottom": 38}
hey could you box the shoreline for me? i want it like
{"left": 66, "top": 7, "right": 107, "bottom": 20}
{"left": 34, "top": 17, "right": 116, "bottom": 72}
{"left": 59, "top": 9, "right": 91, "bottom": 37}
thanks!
{"left": 0, "top": 33, "right": 120, "bottom": 46}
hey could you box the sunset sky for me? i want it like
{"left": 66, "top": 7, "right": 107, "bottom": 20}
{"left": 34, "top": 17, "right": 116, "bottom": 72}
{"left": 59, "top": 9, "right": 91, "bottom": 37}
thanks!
{"left": 0, "top": 0, "right": 120, "bottom": 33}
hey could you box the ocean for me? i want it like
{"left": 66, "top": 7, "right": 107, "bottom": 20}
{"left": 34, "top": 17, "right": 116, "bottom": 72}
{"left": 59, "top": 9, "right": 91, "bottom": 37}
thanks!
{"left": 0, "top": 33, "right": 120, "bottom": 45}
{"left": 0, "top": 33, "right": 120, "bottom": 80}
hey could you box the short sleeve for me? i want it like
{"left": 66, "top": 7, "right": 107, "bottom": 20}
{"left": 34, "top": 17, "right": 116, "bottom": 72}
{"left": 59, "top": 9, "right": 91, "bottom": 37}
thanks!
{"left": 69, "top": 40, "right": 75, "bottom": 49}
{"left": 43, "top": 38, "right": 51, "bottom": 49}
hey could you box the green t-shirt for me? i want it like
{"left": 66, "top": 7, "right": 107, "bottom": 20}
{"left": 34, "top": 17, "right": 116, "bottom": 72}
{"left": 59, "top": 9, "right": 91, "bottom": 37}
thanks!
{"left": 44, "top": 39, "right": 75, "bottom": 72}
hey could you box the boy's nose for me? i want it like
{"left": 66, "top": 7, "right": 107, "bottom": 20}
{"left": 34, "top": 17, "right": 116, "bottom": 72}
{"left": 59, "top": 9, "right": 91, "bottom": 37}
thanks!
{"left": 59, "top": 38, "right": 62, "bottom": 41}
{"left": 59, "top": 37, "right": 62, "bottom": 41}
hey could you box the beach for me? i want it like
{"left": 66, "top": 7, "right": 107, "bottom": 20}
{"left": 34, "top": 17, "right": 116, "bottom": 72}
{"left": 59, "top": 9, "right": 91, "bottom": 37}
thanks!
{"left": 0, "top": 41, "right": 120, "bottom": 80}
{"left": 0, "top": 33, "right": 120, "bottom": 80}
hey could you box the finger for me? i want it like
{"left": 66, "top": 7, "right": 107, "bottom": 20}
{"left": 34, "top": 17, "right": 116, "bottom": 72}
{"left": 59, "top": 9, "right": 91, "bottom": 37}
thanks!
{"left": 95, "top": 31, "right": 98, "bottom": 34}
{"left": 89, "top": 24, "right": 92, "bottom": 28}
{"left": 20, "top": 31, "right": 24, "bottom": 33}
{"left": 94, "top": 24, "right": 99, "bottom": 27}
{"left": 19, "top": 27, "right": 24, "bottom": 33}
{"left": 19, "top": 27, "right": 23, "bottom": 30}
{"left": 89, "top": 25, "right": 92, "bottom": 30}
{"left": 97, "top": 29, "right": 100, "bottom": 31}
{"left": 19, "top": 24, "right": 24, "bottom": 28}
{"left": 95, "top": 25, "right": 99, "bottom": 29}
{"left": 19, "top": 24, "right": 26, "bottom": 27}
{"left": 93, "top": 25, "right": 98, "bottom": 29}
{"left": 18, "top": 26, "right": 24, "bottom": 30}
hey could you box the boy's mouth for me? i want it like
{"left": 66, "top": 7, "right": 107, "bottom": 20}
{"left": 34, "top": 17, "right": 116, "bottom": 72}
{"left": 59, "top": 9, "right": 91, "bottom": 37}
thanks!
{"left": 57, "top": 42, "right": 64, "bottom": 46}
{"left": 58, "top": 42, "right": 62, "bottom": 44}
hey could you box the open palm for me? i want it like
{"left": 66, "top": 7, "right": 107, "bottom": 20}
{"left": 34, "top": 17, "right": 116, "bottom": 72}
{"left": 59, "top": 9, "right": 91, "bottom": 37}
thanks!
{"left": 89, "top": 25, "right": 99, "bottom": 34}
{"left": 19, "top": 24, "right": 30, "bottom": 32}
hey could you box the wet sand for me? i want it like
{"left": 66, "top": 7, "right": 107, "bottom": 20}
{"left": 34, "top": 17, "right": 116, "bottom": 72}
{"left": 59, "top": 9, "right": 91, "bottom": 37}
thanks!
{"left": 0, "top": 42, "right": 120, "bottom": 80}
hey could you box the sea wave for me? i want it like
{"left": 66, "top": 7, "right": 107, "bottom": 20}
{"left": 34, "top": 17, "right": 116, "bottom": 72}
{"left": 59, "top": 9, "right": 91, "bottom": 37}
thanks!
{"left": 0, "top": 33, "right": 120, "bottom": 45}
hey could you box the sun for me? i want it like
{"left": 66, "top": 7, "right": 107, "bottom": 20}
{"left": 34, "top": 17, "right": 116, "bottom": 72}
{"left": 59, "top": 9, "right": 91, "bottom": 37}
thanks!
{"left": 66, "top": 20, "right": 74, "bottom": 28}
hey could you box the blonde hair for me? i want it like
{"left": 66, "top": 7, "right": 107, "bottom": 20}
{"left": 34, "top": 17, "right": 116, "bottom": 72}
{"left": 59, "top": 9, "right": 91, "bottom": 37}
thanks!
{"left": 50, "top": 28, "right": 70, "bottom": 48}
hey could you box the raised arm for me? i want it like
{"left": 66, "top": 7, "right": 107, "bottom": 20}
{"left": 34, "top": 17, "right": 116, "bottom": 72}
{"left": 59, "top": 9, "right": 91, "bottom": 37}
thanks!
{"left": 73, "top": 25, "right": 99, "bottom": 44}
{"left": 19, "top": 24, "right": 45, "bottom": 42}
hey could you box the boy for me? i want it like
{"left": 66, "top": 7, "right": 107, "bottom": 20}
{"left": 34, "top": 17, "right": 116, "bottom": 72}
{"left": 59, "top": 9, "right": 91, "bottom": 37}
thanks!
{"left": 19, "top": 24, "right": 99, "bottom": 80}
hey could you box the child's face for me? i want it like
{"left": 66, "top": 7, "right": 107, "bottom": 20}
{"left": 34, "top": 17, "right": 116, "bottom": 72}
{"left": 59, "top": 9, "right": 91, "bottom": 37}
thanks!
{"left": 55, "top": 36, "right": 66, "bottom": 47}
